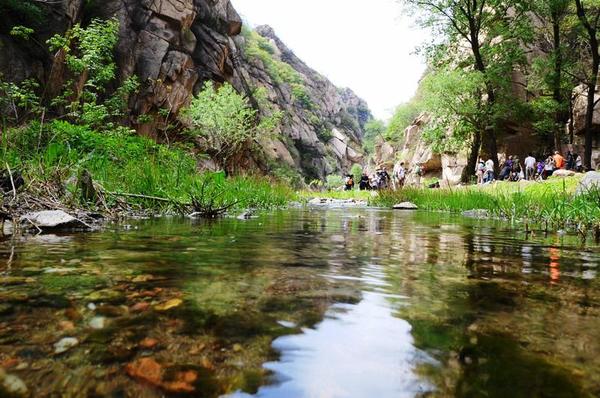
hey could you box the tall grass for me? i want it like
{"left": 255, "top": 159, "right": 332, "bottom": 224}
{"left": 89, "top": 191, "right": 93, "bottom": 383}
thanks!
{"left": 372, "top": 179, "right": 600, "bottom": 239}
{"left": 1, "top": 121, "right": 296, "bottom": 212}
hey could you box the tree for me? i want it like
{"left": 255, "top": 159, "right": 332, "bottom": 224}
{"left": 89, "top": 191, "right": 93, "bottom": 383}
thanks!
{"left": 184, "top": 81, "right": 280, "bottom": 175}
{"left": 420, "top": 68, "right": 489, "bottom": 182}
{"left": 529, "top": 0, "right": 576, "bottom": 151}
{"left": 574, "top": 0, "right": 600, "bottom": 170}
{"left": 401, "top": 0, "right": 530, "bottom": 176}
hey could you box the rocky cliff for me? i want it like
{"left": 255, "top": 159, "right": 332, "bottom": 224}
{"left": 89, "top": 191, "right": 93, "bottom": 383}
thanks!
{"left": 0, "top": 0, "right": 370, "bottom": 180}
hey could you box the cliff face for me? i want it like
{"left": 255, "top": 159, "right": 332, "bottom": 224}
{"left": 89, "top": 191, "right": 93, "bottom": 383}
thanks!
{"left": 0, "top": 0, "right": 370, "bottom": 180}
{"left": 231, "top": 25, "right": 368, "bottom": 179}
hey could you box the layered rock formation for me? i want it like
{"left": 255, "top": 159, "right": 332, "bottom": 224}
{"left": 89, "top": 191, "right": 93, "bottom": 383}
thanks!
{"left": 0, "top": 0, "right": 370, "bottom": 179}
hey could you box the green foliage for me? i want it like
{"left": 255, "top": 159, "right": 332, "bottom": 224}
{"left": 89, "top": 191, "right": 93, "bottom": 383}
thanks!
{"left": 184, "top": 81, "right": 281, "bottom": 173}
{"left": 386, "top": 101, "right": 422, "bottom": 143}
{"left": 371, "top": 177, "right": 600, "bottom": 238}
{"left": 325, "top": 175, "right": 345, "bottom": 190}
{"left": 2, "top": 121, "right": 295, "bottom": 210}
{"left": 0, "top": 77, "right": 41, "bottom": 124}
{"left": 9, "top": 25, "right": 34, "bottom": 40}
{"left": 363, "top": 119, "right": 386, "bottom": 153}
{"left": 242, "top": 28, "right": 312, "bottom": 107}
{"left": 419, "top": 69, "right": 488, "bottom": 153}
{"left": 0, "top": 0, "right": 44, "bottom": 30}
{"left": 350, "top": 164, "right": 363, "bottom": 178}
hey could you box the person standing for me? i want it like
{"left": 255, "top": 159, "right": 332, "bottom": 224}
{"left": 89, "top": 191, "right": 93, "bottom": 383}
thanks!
{"left": 566, "top": 151, "right": 574, "bottom": 170}
{"left": 344, "top": 174, "right": 354, "bottom": 191}
{"left": 413, "top": 163, "right": 423, "bottom": 187}
{"left": 359, "top": 173, "right": 370, "bottom": 191}
{"left": 524, "top": 153, "right": 536, "bottom": 180}
{"left": 393, "top": 162, "right": 406, "bottom": 190}
{"left": 553, "top": 151, "right": 565, "bottom": 170}
{"left": 544, "top": 155, "right": 555, "bottom": 179}
{"left": 575, "top": 153, "right": 583, "bottom": 172}
{"left": 484, "top": 158, "right": 495, "bottom": 183}
{"left": 476, "top": 159, "right": 485, "bottom": 185}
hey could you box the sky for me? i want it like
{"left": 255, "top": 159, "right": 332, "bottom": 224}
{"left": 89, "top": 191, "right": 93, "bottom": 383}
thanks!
{"left": 231, "top": 0, "right": 428, "bottom": 121}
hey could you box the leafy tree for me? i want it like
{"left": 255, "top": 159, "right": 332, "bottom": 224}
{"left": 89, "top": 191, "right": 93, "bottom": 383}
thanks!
{"left": 529, "top": 0, "right": 577, "bottom": 150}
{"left": 573, "top": 0, "right": 600, "bottom": 170}
{"left": 184, "top": 81, "right": 281, "bottom": 175}
{"left": 420, "top": 68, "right": 489, "bottom": 181}
{"left": 401, "top": 0, "right": 531, "bottom": 176}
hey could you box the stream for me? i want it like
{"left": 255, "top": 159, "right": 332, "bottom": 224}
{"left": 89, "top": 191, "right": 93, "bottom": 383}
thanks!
{"left": 0, "top": 208, "right": 599, "bottom": 397}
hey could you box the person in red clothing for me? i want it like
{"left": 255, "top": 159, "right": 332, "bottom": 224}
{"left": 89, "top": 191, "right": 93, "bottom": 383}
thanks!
{"left": 553, "top": 151, "right": 565, "bottom": 170}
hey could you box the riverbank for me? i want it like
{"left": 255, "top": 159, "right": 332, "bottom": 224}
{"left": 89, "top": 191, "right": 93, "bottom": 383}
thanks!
{"left": 1, "top": 121, "right": 296, "bottom": 229}
{"left": 304, "top": 176, "right": 600, "bottom": 240}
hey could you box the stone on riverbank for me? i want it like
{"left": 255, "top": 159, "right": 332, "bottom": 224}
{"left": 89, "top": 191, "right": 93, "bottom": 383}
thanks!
{"left": 393, "top": 202, "right": 418, "bottom": 210}
{"left": 462, "top": 209, "right": 491, "bottom": 219}
{"left": 552, "top": 169, "right": 577, "bottom": 178}
{"left": 576, "top": 171, "right": 600, "bottom": 195}
{"left": 20, "top": 210, "right": 89, "bottom": 231}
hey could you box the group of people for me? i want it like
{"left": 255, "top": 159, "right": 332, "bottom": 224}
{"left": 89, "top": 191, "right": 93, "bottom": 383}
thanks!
{"left": 343, "top": 163, "right": 427, "bottom": 191}
{"left": 344, "top": 168, "right": 391, "bottom": 191}
{"left": 476, "top": 150, "right": 583, "bottom": 184}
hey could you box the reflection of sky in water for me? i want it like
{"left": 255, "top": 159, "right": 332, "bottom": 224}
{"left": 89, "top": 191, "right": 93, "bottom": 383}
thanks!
{"left": 230, "top": 290, "right": 435, "bottom": 398}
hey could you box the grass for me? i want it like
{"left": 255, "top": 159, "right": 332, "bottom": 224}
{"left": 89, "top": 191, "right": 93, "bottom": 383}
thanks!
{"left": 1, "top": 121, "right": 297, "bottom": 213}
{"left": 370, "top": 177, "right": 600, "bottom": 239}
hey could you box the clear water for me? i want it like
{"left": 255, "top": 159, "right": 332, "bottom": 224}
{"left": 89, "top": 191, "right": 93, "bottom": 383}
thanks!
{"left": 0, "top": 208, "right": 599, "bottom": 397}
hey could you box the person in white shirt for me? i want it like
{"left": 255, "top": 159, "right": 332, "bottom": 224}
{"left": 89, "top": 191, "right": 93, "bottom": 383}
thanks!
{"left": 484, "top": 159, "right": 495, "bottom": 183}
{"left": 524, "top": 153, "right": 536, "bottom": 180}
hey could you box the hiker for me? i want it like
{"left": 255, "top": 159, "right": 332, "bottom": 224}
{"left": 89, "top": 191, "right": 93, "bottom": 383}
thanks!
{"left": 544, "top": 155, "right": 555, "bottom": 179}
{"left": 484, "top": 158, "right": 495, "bottom": 183}
{"left": 476, "top": 159, "right": 486, "bottom": 185}
{"left": 393, "top": 162, "right": 406, "bottom": 190}
{"left": 536, "top": 159, "right": 545, "bottom": 180}
{"left": 566, "top": 151, "right": 574, "bottom": 170}
{"left": 575, "top": 153, "right": 583, "bottom": 172}
{"left": 524, "top": 153, "right": 536, "bottom": 180}
{"left": 510, "top": 157, "right": 523, "bottom": 181}
{"left": 499, "top": 156, "right": 512, "bottom": 180}
{"left": 344, "top": 174, "right": 354, "bottom": 191}
{"left": 378, "top": 168, "right": 390, "bottom": 190}
{"left": 553, "top": 151, "right": 565, "bottom": 170}
{"left": 413, "top": 163, "right": 423, "bottom": 187}
{"left": 359, "top": 173, "right": 370, "bottom": 191}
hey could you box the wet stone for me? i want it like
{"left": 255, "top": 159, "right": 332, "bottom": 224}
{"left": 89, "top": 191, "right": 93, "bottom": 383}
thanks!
{"left": 54, "top": 337, "right": 79, "bottom": 354}
{"left": 0, "top": 368, "right": 28, "bottom": 397}
{"left": 89, "top": 316, "right": 107, "bottom": 330}
{"left": 87, "top": 289, "right": 125, "bottom": 304}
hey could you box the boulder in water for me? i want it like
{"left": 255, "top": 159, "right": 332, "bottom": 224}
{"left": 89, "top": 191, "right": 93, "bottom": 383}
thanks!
{"left": 393, "top": 202, "right": 418, "bottom": 210}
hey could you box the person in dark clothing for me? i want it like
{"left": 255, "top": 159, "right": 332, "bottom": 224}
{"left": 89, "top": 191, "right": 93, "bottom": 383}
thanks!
{"left": 566, "top": 151, "right": 574, "bottom": 170}
{"left": 359, "top": 173, "right": 370, "bottom": 191}
{"left": 344, "top": 174, "right": 355, "bottom": 191}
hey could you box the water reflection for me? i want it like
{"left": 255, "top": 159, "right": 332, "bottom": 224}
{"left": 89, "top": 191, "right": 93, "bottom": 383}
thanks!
{"left": 0, "top": 209, "right": 598, "bottom": 397}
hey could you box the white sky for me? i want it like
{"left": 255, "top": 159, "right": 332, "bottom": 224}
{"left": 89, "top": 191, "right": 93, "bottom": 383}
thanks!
{"left": 231, "top": 0, "right": 428, "bottom": 121}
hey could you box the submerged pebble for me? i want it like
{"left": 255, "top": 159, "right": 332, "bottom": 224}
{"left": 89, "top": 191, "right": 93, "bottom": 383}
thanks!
{"left": 89, "top": 316, "right": 107, "bottom": 330}
{"left": 0, "top": 368, "right": 28, "bottom": 397}
{"left": 54, "top": 337, "right": 79, "bottom": 354}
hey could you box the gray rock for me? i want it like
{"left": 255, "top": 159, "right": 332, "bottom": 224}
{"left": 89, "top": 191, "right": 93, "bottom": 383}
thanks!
{"left": 576, "top": 171, "right": 600, "bottom": 195}
{"left": 20, "top": 210, "right": 89, "bottom": 230}
{"left": 552, "top": 169, "right": 577, "bottom": 178}
{"left": 462, "top": 209, "right": 491, "bottom": 219}
{"left": 0, "top": 368, "right": 28, "bottom": 397}
{"left": 88, "top": 316, "right": 107, "bottom": 330}
{"left": 54, "top": 337, "right": 79, "bottom": 354}
{"left": 393, "top": 202, "right": 419, "bottom": 210}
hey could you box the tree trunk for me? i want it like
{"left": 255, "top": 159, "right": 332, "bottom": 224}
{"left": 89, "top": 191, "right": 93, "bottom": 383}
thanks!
{"left": 470, "top": 30, "right": 500, "bottom": 172}
{"left": 462, "top": 130, "right": 482, "bottom": 183}
{"left": 552, "top": 12, "right": 563, "bottom": 152}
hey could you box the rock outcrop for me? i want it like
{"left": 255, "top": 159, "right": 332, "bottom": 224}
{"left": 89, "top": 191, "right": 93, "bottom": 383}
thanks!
{"left": 0, "top": 0, "right": 370, "bottom": 180}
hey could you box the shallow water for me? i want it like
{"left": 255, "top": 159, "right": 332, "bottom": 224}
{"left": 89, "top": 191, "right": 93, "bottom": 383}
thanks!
{"left": 0, "top": 208, "right": 599, "bottom": 397}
